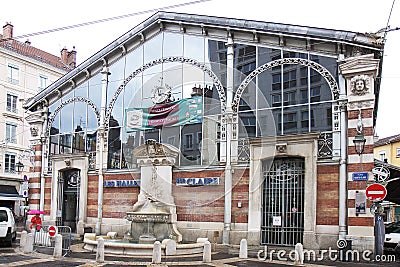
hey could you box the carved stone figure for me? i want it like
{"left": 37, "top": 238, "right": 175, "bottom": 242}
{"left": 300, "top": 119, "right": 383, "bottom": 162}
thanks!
{"left": 30, "top": 126, "right": 39, "bottom": 137}
{"left": 350, "top": 75, "right": 370, "bottom": 96}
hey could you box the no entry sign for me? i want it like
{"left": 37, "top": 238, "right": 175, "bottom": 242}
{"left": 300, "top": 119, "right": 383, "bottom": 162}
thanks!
{"left": 48, "top": 225, "right": 57, "bottom": 237}
{"left": 366, "top": 183, "right": 387, "bottom": 202}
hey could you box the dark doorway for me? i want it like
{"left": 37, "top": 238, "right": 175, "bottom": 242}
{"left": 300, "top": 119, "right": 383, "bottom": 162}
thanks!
{"left": 57, "top": 169, "right": 80, "bottom": 232}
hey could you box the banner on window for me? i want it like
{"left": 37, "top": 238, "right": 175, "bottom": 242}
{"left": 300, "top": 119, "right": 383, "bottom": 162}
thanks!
{"left": 125, "top": 96, "right": 202, "bottom": 131}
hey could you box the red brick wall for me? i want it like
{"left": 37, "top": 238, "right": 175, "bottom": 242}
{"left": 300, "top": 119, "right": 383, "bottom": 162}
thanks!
{"left": 316, "top": 164, "right": 339, "bottom": 225}
{"left": 232, "top": 169, "right": 249, "bottom": 224}
{"left": 44, "top": 176, "right": 52, "bottom": 215}
{"left": 173, "top": 169, "right": 225, "bottom": 222}
{"left": 87, "top": 174, "right": 99, "bottom": 217}
{"left": 102, "top": 173, "right": 140, "bottom": 218}
{"left": 88, "top": 173, "right": 141, "bottom": 218}
{"left": 171, "top": 168, "right": 250, "bottom": 223}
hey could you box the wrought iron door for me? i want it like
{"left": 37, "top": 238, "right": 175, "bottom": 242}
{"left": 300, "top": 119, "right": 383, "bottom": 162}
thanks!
{"left": 261, "top": 158, "right": 304, "bottom": 246}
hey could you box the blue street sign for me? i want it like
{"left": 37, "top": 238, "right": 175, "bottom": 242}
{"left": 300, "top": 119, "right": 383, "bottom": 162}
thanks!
{"left": 352, "top": 172, "right": 368, "bottom": 181}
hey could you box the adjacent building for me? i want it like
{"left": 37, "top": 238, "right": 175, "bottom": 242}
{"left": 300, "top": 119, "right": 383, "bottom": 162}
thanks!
{"left": 23, "top": 12, "right": 385, "bottom": 251}
{"left": 374, "top": 134, "right": 400, "bottom": 222}
{"left": 0, "top": 23, "right": 75, "bottom": 215}
{"left": 374, "top": 134, "right": 400, "bottom": 165}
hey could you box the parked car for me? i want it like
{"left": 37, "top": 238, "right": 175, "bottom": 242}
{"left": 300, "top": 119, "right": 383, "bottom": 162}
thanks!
{"left": 0, "top": 207, "right": 16, "bottom": 247}
{"left": 384, "top": 221, "right": 400, "bottom": 253}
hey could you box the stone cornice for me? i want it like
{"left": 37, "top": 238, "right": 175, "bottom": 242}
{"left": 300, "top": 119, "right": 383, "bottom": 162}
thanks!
{"left": 339, "top": 54, "right": 380, "bottom": 78}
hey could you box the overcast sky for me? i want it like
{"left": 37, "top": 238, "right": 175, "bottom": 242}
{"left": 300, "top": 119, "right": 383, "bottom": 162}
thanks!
{"left": 4, "top": 0, "right": 399, "bottom": 138}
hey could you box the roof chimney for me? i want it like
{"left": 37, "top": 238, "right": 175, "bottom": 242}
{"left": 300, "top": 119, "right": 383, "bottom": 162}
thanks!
{"left": 60, "top": 47, "right": 68, "bottom": 63}
{"left": 3, "top": 22, "right": 13, "bottom": 40}
{"left": 68, "top": 46, "right": 77, "bottom": 68}
{"left": 60, "top": 46, "right": 77, "bottom": 68}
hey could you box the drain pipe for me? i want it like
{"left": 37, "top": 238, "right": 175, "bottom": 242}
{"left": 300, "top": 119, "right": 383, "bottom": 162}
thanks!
{"left": 223, "top": 36, "right": 234, "bottom": 245}
{"left": 338, "top": 55, "right": 348, "bottom": 240}
{"left": 96, "top": 66, "right": 110, "bottom": 235}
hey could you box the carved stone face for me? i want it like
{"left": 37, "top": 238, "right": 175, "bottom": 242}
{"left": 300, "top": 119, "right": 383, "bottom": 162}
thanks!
{"left": 350, "top": 75, "right": 369, "bottom": 96}
{"left": 355, "top": 79, "right": 365, "bottom": 91}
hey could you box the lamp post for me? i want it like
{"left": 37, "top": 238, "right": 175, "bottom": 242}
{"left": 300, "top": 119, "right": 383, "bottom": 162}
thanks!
{"left": 15, "top": 161, "right": 28, "bottom": 230}
{"left": 353, "top": 132, "right": 366, "bottom": 155}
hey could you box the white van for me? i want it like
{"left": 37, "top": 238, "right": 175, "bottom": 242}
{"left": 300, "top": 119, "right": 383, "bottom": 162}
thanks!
{"left": 0, "top": 207, "right": 16, "bottom": 246}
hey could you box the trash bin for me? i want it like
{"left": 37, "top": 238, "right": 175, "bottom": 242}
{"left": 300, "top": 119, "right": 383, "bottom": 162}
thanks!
{"left": 339, "top": 240, "right": 352, "bottom": 261}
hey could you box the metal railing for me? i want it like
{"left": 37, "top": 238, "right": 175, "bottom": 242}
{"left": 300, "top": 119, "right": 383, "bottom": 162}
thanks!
{"left": 33, "top": 225, "right": 72, "bottom": 257}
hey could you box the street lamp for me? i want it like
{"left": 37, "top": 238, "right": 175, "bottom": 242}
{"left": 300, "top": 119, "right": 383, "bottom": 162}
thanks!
{"left": 15, "top": 160, "right": 27, "bottom": 230}
{"left": 15, "top": 161, "right": 24, "bottom": 174}
{"left": 353, "top": 132, "right": 366, "bottom": 155}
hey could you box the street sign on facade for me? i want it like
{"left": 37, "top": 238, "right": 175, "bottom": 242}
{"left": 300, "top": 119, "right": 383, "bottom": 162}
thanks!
{"left": 48, "top": 225, "right": 57, "bottom": 237}
{"left": 366, "top": 183, "right": 387, "bottom": 201}
{"left": 352, "top": 172, "right": 368, "bottom": 181}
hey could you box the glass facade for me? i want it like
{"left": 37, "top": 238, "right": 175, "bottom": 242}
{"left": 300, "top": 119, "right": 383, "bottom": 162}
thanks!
{"left": 47, "top": 31, "right": 338, "bottom": 169}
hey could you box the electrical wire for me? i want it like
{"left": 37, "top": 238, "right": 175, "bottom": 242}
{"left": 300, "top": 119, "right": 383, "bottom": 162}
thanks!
{"left": 384, "top": 0, "right": 397, "bottom": 38}
{"left": 8, "top": 0, "right": 212, "bottom": 41}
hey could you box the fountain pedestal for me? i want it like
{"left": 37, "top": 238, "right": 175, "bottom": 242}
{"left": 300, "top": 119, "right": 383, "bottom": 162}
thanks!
{"left": 127, "top": 140, "right": 182, "bottom": 243}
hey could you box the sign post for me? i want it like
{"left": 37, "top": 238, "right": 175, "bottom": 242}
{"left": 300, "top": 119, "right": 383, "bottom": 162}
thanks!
{"left": 366, "top": 183, "right": 387, "bottom": 257}
{"left": 21, "top": 177, "right": 29, "bottom": 231}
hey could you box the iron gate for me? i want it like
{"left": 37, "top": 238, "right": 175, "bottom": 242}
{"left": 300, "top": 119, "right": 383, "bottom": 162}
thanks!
{"left": 33, "top": 225, "right": 72, "bottom": 257}
{"left": 261, "top": 158, "right": 304, "bottom": 246}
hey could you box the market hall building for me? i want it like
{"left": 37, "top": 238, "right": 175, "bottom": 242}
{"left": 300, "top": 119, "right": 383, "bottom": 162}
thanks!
{"left": 23, "top": 12, "right": 384, "bottom": 251}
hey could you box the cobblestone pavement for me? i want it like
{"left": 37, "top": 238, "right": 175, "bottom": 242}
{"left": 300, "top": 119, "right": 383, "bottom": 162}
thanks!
{"left": 0, "top": 240, "right": 399, "bottom": 266}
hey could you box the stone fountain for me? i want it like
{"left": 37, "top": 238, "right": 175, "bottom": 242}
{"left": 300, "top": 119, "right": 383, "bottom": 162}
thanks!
{"left": 83, "top": 139, "right": 206, "bottom": 256}
{"left": 126, "top": 139, "right": 182, "bottom": 243}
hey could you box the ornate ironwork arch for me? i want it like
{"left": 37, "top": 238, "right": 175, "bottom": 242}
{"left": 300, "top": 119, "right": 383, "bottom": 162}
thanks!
{"left": 232, "top": 58, "right": 339, "bottom": 113}
{"left": 104, "top": 56, "right": 226, "bottom": 129}
{"left": 46, "top": 96, "right": 101, "bottom": 138}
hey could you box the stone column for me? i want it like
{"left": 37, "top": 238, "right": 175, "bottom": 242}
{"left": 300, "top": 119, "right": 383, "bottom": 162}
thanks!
{"left": 223, "top": 34, "right": 234, "bottom": 245}
{"left": 25, "top": 109, "right": 47, "bottom": 214}
{"left": 96, "top": 66, "right": 110, "bottom": 235}
{"left": 339, "top": 53, "right": 381, "bottom": 252}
